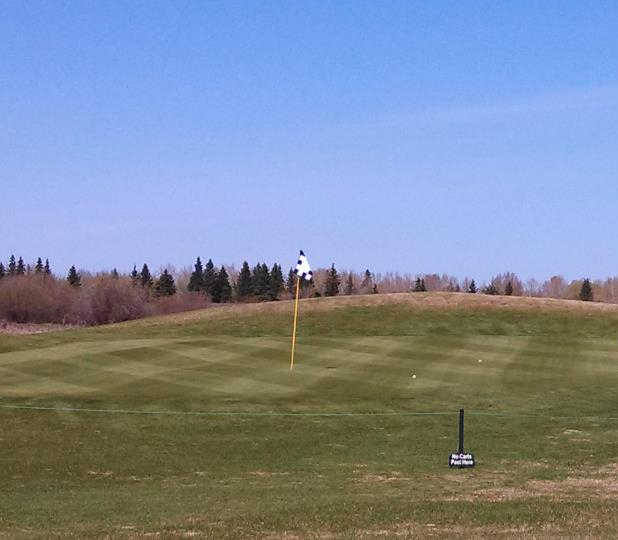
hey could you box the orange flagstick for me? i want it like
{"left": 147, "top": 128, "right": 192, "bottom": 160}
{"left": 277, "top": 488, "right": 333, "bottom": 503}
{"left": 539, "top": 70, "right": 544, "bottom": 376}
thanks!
{"left": 289, "top": 276, "right": 301, "bottom": 370}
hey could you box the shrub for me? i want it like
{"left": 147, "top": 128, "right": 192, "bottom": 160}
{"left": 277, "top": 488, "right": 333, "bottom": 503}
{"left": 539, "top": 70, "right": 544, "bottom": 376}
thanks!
{"left": 0, "top": 275, "right": 75, "bottom": 323}
{"left": 85, "top": 277, "right": 148, "bottom": 324}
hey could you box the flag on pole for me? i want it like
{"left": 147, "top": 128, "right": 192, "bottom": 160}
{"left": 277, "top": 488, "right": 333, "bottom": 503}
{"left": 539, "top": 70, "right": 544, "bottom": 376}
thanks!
{"left": 294, "top": 250, "right": 313, "bottom": 281}
{"left": 290, "top": 250, "right": 312, "bottom": 371}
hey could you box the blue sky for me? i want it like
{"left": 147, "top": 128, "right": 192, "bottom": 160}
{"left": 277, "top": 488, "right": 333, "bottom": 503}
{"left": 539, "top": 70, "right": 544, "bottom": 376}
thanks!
{"left": 2, "top": 1, "right": 618, "bottom": 281}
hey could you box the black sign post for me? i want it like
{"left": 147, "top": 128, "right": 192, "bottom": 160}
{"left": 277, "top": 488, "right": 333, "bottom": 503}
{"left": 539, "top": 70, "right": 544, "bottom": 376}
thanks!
{"left": 448, "top": 408, "right": 475, "bottom": 468}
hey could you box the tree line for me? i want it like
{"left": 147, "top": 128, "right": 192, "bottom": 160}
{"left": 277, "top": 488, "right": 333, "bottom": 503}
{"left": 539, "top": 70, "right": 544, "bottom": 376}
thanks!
{"left": 0, "top": 253, "right": 604, "bottom": 326}
{"left": 0, "top": 254, "right": 600, "bottom": 303}
{"left": 0, "top": 256, "right": 51, "bottom": 278}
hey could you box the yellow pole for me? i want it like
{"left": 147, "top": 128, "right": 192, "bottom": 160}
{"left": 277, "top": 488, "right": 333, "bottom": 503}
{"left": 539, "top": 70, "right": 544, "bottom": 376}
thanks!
{"left": 290, "top": 276, "right": 301, "bottom": 370}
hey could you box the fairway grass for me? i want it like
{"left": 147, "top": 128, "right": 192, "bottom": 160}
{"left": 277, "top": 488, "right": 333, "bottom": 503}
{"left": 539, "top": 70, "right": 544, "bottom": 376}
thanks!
{"left": 1, "top": 293, "right": 617, "bottom": 537}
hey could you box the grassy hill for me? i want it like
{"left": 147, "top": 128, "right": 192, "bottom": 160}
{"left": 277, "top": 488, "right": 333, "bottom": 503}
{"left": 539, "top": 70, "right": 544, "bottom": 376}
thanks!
{"left": 1, "top": 293, "right": 617, "bottom": 537}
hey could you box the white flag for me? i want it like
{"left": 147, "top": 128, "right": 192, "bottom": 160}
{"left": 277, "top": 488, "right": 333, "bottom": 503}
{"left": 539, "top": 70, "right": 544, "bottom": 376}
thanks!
{"left": 294, "top": 250, "right": 313, "bottom": 281}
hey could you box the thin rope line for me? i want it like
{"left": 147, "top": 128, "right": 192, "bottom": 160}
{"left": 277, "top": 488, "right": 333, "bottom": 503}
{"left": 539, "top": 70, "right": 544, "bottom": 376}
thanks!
{"left": 1, "top": 403, "right": 617, "bottom": 420}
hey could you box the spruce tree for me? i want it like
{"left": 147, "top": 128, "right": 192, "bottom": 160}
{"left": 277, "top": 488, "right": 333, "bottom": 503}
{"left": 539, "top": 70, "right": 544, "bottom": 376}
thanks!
{"left": 130, "top": 265, "right": 139, "bottom": 284}
{"left": 44, "top": 259, "right": 51, "bottom": 275}
{"left": 269, "top": 263, "right": 284, "bottom": 300}
{"left": 0, "top": 263, "right": 5, "bottom": 280}
{"left": 34, "top": 257, "right": 44, "bottom": 274}
{"left": 324, "top": 264, "right": 340, "bottom": 297}
{"left": 344, "top": 273, "right": 355, "bottom": 295}
{"left": 67, "top": 265, "right": 81, "bottom": 287}
{"left": 261, "top": 263, "right": 272, "bottom": 296}
{"left": 579, "top": 278, "right": 593, "bottom": 301}
{"left": 202, "top": 259, "right": 216, "bottom": 295}
{"left": 505, "top": 281, "right": 513, "bottom": 296}
{"left": 413, "top": 277, "right": 424, "bottom": 292}
{"left": 236, "top": 261, "right": 253, "bottom": 298}
{"left": 154, "top": 269, "right": 177, "bottom": 296}
{"left": 211, "top": 266, "right": 232, "bottom": 303}
{"left": 140, "top": 263, "right": 153, "bottom": 288}
{"left": 8, "top": 255, "right": 16, "bottom": 276}
{"left": 286, "top": 268, "right": 297, "bottom": 293}
{"left": 251, "top": 263, "right": 270, "bottom": 299}
{"left": 360, "top": 269, "right": 372, "bottom": 291}
{"left": 187, "top": 257, "right": 204, "bottom": 292}
{"left": 483, "top": 283, "right": 498, "bottom": 295}
{"left": 111, "top": 268, "right": 119, "bottom": 279}
{"left": 16, "top": 257, "right": 25, "bottom": 275}
{"left": 468, "top": 280, "right": 477, "bottom": 294}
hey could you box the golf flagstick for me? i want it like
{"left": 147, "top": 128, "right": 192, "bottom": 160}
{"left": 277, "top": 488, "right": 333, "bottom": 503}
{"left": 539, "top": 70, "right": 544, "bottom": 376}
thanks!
{"left": 290, "top": 275, "right": 301, "bottom": 371}
{"left": 290, "top": 250, "right": 313, "bottom": 371}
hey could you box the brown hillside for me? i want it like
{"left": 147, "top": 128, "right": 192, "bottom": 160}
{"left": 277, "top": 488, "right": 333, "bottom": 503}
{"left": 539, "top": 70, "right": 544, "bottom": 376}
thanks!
{"left": 132, "top": 291, "right": 618, "bottom": 329}
{"left": 5, "top": 292, "right": 617, "bottom": 335}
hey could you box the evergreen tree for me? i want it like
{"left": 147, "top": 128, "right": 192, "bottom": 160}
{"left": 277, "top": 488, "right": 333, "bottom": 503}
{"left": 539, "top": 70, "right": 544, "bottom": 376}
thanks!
{"left": 187, "top": 257, "right": 204, "bottom": 292}
{"left": 505, "top": 281, "right": 513, "bottom": 296}
{"left": 360, "top": 269, "right": 372, "bottom": 291}
{"left": 344, "top": 273, "right": 355, "bottom": 295}
{"left": 34, "top": 257, "right": 44, "bottom": 274}
{"left": 0, "top": 263, "right": 5, "bottom": 280}
{"left": 44, "top": 259, "right": 51, "bottom": 275}
{"left": 16, "top": 257, "right": 25, "bottom": 275}
{"left": 211, "top": 266, "right": 232, "bottom": 303}
{"left": 236, "top": 261, "right": 253, "bottom": 298}
{"left": 111, "top": 268, "right": 119, "bottom": 279}
{"left": 130, "top": 265, "right": 139, "bottom": 284}
{"left": 482, "top": 283, "right": 498, "bottom": 295}
{"left": 286, "top": 268, "right": 296, "bottom": 293}
{"left": 268, "top": 263, "right": 284, "bottom": 300}
{"left": 140, "top": 263, "right": 153, "bottom": 288}
{"left": 413, "top": 277, "right": 426, "bottom": 292}
{"left": 324, "top": 264, "right": 340, "bottom": 297}
{"left": 202, "top": 259, "right": 216, "bottom": 295}
{"left": 251, "top": 263, "right": 271, "bottom": 299}
{"left": 67, "top": 265, "right": 81, "bottom": 287}
{"left": 468, "top": 279, "right": 477, "bottom": 294}
{"left": 8, "top": 255, "right": 16, "bottom": 276}
{"left": 261, "top": 263, "right": 271, "bottom": 296}
{"left": 154, "top": 269, "right": 177, "bottom": 296}
{"left": 579, "top": 278, "right": 593, "bottom": 301}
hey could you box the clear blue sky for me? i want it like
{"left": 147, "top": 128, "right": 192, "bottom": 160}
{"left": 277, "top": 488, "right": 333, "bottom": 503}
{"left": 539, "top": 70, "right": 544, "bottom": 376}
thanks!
{"left": 3, "top": 1, "right": 618, "bottom": 281}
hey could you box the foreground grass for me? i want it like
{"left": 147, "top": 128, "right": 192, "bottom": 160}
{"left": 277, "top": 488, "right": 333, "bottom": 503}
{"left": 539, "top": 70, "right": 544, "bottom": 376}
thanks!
{"left": 1, "top": 294, "right": 618, "bottom": 537}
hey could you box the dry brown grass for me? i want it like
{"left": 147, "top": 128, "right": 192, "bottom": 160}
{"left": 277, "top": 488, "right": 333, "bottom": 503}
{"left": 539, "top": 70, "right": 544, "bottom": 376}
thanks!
{"left": 438, "top": 463, "right": 618, "bottom": 503}
{"left": 475, "top": 463, "right": 618, "bottom": 502}
{"left": 0, "top": 320, "right": 76, "bottom": 335}
{"left": 122, "top": 291, "right": 618, "bottom": 329}
{"left": 6, "top": 291, "right": 618, "bottom": 335}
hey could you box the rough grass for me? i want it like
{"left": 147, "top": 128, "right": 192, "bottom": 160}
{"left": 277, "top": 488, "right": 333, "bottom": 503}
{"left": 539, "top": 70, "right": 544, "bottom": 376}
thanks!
{"left": 1, "top": 293, "right": 617, "bottom": 538}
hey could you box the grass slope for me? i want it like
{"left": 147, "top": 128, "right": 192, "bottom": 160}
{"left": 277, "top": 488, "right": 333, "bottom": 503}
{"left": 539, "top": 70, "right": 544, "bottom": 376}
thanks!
{"left": 1, "top": 293, "right": 617, "bottom": 537}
